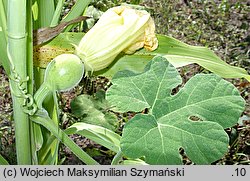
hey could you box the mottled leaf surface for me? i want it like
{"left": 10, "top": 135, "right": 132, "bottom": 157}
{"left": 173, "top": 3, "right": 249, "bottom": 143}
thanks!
{"left": 71, "top": 91, "right": 117, "bottom": 131}
{"left": 106, "top": 56, "right": 245, "bottom": 164}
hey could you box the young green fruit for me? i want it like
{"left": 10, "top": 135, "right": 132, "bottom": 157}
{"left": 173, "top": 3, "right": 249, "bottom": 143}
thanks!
{"left": 45, "top": 54, "right": 84, "bottom": 91}
{"left": 34, "top": 54, "right": 84, "bottom": 108}
{"left": 75, "top": 5, "right": 158, "bottom": 72}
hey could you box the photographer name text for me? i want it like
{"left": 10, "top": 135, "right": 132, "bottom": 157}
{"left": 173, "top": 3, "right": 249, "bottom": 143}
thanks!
{"left": 11, "top": 167, "right": 185, "bottom": 178}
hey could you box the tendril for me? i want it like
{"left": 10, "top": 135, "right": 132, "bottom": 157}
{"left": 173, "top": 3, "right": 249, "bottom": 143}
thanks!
{"left": 7, "top": 46, "right": 38, "bottom": 115}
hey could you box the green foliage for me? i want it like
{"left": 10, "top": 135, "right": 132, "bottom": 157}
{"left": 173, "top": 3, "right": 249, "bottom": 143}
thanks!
{"left": 106, "top": 56, "right": 245, "bottom": 164}
{"left": 31, "top": 0, "right": 91, "bottom": 165}
{"left": 1, "top": 0, "right": 249, "bottom": 165}
{"left": 0, "top": 154, "right": 8, "bottom": 165}
{"left": 70, "top": 91, "right": 118, "bottom": 131}
{"left": 65, "top": 122, "right": 121, "bottom": 153}
{"left": 0, "top": 0, "right": 9, "bottom": 74}
{"left": 62, "top": 0, "right": 92, "bottom": 32}
{"left": 0, "top": 0, "right": 92, "bottom": 165}
{"left": 96, "top": 34, "right": 250, "bottom": 81}
{"left": 33, "top": 32, "right": 250, "bottom": 82}
{"left": 30, "top": 109, "right": 99, "bottom": 165}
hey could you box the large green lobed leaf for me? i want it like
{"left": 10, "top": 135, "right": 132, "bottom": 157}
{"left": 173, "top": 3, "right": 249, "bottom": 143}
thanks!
{"left": 106, "top": 56, "right": 245, "bottom": 164}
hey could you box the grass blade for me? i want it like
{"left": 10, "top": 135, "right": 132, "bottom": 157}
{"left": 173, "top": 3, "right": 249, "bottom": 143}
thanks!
{"left": 50, "top": 0, "right": 65, "bottom": 26}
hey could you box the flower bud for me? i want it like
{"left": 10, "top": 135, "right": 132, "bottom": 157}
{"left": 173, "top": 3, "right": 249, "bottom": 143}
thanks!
{"left": 75, "top": 6, "right": 158, "bottom": 72}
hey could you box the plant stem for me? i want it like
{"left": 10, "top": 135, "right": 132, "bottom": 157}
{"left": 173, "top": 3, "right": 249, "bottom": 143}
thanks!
{"left": 111, "top": 150, "right": 123, "bottom": 165}
{"left": 33, "top": 0, "right": 59, "bottom": 164}
{"left": 31, "top": 110, "right": 99, "bottom": 165}
{"left": 7, "top": 0, "right": 31, "bottom": 164}
{"left": 27, "top": 0, "right": 38, "bottom": 164}
{"left": 34, "top": 83, "right": 52, "bottom": 109}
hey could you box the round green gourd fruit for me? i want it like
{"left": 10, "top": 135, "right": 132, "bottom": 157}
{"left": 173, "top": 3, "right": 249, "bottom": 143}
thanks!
{"left": 45, "top": 54, "right": 84, "bottom": 92}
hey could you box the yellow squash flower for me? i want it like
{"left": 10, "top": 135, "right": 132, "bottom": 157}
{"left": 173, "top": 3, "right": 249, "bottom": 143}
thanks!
{"left": 75, "top": 6, "right": 158, "bottom": 72}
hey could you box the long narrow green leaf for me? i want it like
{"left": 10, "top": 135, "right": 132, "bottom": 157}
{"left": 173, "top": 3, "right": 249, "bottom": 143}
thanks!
{"left": 2, "top": 0, "right": 7, "bottom": 11}
{"left": 62, "top": 0, "right": 91, "bottom": 21}
{"left": 37, "top": 135, "right": 57, "bottom": 164}
{"left": 34, "top": 0, "right": 55, "bottom": 29}
{"left": 27, "top": 0, "right": 40, "bottom": 164}
{"left": 50, "top": 0, "right": 65, "bottom": 26}
{"left": 27, "top": 0, "right": 33, "bottom": 105}
{"left": 30, "top": 110, "right": 99, "bottom": 165}
{"left": 62, "top": 0, "right": 91, "bottom": 31}
{"left": 0, "top": 0, "right": 9, "bottom": 74}
{"left": 0, "top": 154, "right": 9, "bottom": 165}
{"left": 40, "top": 91, "right": 60, "bottom": 165}
{"left": 65, "top": 122, "right": 121, "bottom": 153}
{"left": 0, "top": 0, "right": 7, "bottom": 40}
